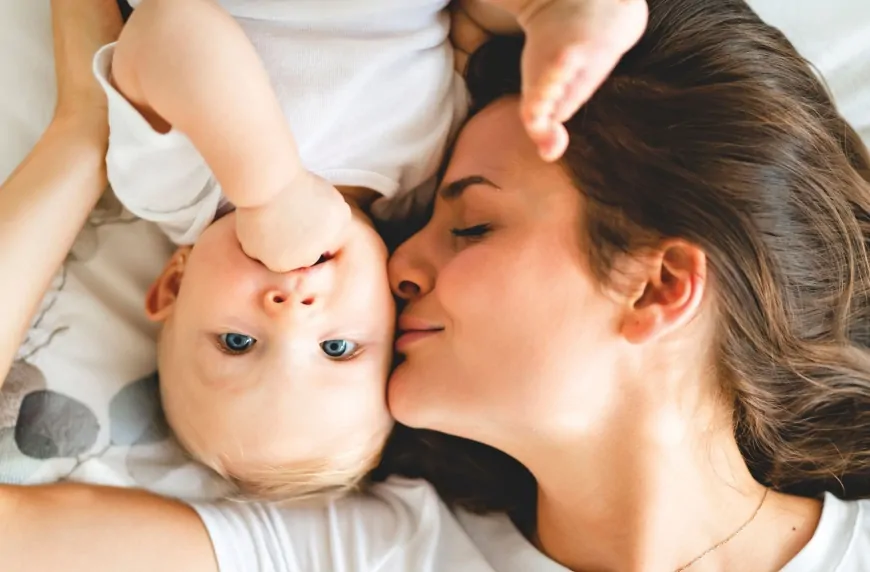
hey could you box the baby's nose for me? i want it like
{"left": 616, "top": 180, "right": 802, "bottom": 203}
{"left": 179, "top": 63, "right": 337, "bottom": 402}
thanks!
{"left": 263, "top": 289, "right": 316, "bottom": 313}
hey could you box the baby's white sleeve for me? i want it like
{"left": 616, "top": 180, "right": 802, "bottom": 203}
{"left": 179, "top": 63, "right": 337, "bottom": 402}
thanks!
{"left": 92, "top": 44, "right": 222, "bottom": 245}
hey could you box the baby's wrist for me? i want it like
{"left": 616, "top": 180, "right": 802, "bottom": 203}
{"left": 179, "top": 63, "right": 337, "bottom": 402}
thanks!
{"left": 481, "top": 0, "right": 546, "bottom": 23}
{"left": 233, "top": 166, "right": 311, "bottom": 212}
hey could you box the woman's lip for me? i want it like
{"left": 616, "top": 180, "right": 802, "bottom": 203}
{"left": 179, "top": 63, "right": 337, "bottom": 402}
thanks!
{"left": 395, "top": 329, "right": 442, "bottom": 351}
{"left": 397, "top": 316, "right": 443, "bottom": 332}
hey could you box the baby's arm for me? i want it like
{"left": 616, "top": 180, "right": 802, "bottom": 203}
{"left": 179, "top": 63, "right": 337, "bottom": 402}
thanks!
{"left": 112, "top": 0, "right": 300, "bottom": 210}
{"left": 112, "top": 0, "right": 350, "bottom": 270}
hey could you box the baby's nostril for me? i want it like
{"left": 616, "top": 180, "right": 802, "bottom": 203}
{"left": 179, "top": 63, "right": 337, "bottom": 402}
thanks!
{"left": 272, "top": 294, "right": 286, "bottom": 304}
{"left": 301, "top": 297, "right": 314, "bottom": 306}
{"left": 398, "top": 280, "right": 420, "bottom": 297}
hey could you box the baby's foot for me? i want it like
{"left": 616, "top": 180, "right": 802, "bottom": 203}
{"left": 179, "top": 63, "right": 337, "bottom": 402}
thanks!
{"left": 518, "top": 0, "right": 648, "bottom": 161}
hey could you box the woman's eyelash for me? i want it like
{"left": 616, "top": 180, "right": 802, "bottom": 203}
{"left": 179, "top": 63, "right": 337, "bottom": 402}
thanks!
{"left": 450, "top": 223, "right": 492, "bottom": 238}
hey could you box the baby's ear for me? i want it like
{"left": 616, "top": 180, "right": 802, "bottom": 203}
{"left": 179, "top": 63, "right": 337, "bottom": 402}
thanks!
{"left": 145, "top": 247, "right": 191, "bottom": 322}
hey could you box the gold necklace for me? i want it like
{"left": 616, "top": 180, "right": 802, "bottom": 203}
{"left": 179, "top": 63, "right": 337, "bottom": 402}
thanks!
{"left": 674, "top": 488, "right": 769, "bottom": 572}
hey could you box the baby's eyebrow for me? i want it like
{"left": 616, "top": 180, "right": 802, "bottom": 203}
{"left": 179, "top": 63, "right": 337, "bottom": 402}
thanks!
{"left": 439, "top": 175, "right": 500, "bottom": 200}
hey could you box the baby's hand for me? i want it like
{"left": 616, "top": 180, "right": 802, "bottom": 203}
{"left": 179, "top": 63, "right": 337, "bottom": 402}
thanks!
{"left": 235, "top": 173, "right": 352, "bottom": 273}
{"left": 517, "top": 0, "right": 648, "bottom": 161}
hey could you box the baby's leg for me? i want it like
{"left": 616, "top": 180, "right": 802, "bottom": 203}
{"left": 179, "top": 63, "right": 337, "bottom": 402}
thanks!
{"left": 456, "top": 0, "right": 649, "bottom": 161}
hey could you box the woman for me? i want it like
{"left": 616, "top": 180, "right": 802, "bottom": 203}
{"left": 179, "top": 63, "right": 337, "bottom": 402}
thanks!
{"left": 3, "top": 0, "right": 870, "bottom": 570}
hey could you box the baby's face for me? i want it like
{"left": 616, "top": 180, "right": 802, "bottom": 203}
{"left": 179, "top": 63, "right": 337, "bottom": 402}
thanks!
{"left": 150, "top": 211, "right": 395, "bottom": 476}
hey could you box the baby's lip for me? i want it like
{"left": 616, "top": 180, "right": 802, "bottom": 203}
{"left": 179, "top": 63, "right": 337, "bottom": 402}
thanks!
{"left": 313, "top": 252, "right": 334, "bottom": 266}
{"left": 287, "top": 252, "right": 335, "bottom": 275}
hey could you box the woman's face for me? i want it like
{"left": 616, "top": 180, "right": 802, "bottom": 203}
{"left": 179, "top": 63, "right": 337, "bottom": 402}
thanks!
{"left": 388, "top": 97, "right": 627, "bottom": 445}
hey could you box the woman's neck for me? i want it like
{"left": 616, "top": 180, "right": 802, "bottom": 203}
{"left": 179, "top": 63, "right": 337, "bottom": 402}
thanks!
{"left": 513, "top": 385, "right": 818, "bottom": 572}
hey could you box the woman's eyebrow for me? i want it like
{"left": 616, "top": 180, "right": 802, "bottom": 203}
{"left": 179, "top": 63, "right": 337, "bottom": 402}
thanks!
{"left": 439, "top": 176, "right": 500, "bottom": 200}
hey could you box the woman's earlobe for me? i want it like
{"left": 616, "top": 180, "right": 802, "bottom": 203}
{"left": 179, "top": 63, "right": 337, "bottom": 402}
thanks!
{"left": 145, "top": 247, "right": 191, "bottom": 322}
{"left": 620, "top": 241, "right": 706, "bottom": 344}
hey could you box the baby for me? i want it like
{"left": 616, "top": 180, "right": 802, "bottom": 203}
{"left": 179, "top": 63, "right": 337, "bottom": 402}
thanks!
{"left": 94, "top": 0, "right": 648, "bottom": 499}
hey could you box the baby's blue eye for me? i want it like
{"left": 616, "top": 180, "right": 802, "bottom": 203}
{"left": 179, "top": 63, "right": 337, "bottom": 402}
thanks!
{"left": 219, "top": 333, "right": 256, "bottom": 354}
{"left": 320, "top": 339, "right": 359, "bottom": 360}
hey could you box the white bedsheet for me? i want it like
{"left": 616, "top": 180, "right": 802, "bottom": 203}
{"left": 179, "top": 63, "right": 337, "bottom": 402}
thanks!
{"left": 0, "top": 0, "right": 868, "bottom": 497}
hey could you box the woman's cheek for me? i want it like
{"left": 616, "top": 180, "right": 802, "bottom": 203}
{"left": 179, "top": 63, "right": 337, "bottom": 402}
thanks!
{"left": 437, "top": 246, "right": 505, "bottom": 316}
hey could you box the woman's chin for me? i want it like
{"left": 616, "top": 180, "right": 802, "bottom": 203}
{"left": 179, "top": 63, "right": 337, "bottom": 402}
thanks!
{"left": 386, "top": 362, "right": 436, "bottom": 430}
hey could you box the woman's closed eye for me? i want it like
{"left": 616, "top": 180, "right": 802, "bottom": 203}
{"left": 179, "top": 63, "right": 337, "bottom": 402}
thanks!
{"left": 320, "top": 339, "right": 362, "bottom": 361}
{"left": 450, "top": 223, "right": 492, "bottom": 242}
{"left": 217, "top": 332, "right": 257, "bottom": 355}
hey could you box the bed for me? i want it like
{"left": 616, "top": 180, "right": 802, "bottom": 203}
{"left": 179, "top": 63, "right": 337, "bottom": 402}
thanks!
{"left": 0, "top": 0, "right": 868, "bottom": 499}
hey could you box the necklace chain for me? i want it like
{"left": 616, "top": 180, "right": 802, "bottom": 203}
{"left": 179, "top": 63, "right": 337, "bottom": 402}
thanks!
{"left": 674, "top": 488, "right": 769, "bottom": 572}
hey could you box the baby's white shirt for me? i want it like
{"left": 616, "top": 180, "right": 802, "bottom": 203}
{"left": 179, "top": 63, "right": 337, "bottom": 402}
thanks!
{"left": 93, "top": 0, "right": 468, "bottom": 244}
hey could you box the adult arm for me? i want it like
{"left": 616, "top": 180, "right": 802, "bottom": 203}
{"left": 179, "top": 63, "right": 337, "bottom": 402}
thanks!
{"left": 0, "top": 484, "right": 217, "bottom": 572}
{"left": 0, "top": 0, "right": 122, "bottom": 382}
{"left": 0, "top": 479, "right": 430, "bottom": 572}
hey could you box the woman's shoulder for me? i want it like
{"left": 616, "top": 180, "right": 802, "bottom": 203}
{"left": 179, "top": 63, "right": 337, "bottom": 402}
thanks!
{"left": 784, "top": 493, "right": 870, "bottom": 572}
{"left": 830, "top": 495, "right": 870, "bottom": 570}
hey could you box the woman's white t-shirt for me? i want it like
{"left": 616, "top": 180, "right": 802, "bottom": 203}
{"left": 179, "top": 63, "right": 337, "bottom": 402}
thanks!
{"left": 193, "top": 477, "right": 870, "bottom": 571}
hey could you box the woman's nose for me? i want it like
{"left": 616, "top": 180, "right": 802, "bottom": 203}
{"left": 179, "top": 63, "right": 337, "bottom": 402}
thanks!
{"left": 389, "top": 238, "right": 435, "bottom": 301}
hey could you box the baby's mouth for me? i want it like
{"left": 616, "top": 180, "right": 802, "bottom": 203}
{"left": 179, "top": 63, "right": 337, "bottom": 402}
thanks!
{"left": 313, "top": 252, "right": 334, "bottom": 266}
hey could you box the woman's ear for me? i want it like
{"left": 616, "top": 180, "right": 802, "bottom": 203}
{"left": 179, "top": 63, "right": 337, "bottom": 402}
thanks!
{"left": 618, "top": 240, "right": 707, "bottom": 344}
{"left": 145, "top": 247, "right": 191, "bottom": 322}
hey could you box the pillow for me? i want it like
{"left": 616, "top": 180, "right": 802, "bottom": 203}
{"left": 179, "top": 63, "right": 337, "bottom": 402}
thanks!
{"left": 748, "top": 0, "right": 870, "bottom": 146}
{"left": 0, "top": 0, "right": 228, "bottom": 498}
